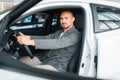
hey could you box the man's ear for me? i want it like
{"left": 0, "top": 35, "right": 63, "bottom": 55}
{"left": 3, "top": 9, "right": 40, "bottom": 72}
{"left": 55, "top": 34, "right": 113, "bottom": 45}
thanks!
{"left": 72, "top": 17, "right": 75, "bottom": 22}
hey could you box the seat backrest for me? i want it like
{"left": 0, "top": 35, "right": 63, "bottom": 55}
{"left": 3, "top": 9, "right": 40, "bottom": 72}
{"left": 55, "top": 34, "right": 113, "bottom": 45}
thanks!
{"left": 67, "top": 46, "right": 81, "bottom": 73}
{"left": 67, "top": 12, "right": 84, "bottom": 73}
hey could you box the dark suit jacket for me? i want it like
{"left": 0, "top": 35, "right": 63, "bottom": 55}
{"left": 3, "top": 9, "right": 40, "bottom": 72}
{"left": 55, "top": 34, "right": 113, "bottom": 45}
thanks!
{"left": 31, "top": 26, "right": 81, "bottom": 72}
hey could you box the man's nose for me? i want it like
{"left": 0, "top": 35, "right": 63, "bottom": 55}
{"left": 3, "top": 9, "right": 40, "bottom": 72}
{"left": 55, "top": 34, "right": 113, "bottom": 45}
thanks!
{"left": 62, "top": 19, "right": 66, "bottom": 23}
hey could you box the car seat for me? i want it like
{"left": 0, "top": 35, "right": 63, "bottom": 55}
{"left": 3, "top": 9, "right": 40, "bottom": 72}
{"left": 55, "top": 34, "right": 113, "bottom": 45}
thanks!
{"left": 67, "top": 12, "right": 84, "bottom": 73}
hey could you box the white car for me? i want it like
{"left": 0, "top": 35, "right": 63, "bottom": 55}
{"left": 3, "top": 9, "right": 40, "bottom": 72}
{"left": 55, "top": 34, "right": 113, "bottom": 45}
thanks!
{"left": 0, "top": 0, "right": 120, "bottom": 80}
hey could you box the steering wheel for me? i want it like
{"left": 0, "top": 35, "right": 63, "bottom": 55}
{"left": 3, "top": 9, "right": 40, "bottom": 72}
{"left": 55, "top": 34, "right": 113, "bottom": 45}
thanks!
{"left": 23, "top": 45, "right": 33, "bottom": 58}
{"left": 8, "top": 32, "right": 34, "bottom": 59}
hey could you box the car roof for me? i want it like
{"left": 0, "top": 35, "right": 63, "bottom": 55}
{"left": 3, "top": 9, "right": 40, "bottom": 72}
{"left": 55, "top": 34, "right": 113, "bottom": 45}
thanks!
{"left": 19, "top": 0, "right": 120, "bottom": 19}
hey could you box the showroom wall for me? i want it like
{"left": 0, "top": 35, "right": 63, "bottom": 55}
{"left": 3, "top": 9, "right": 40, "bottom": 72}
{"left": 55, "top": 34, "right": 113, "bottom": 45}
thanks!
{"left": 0, "top": 0, "right": 23, "bottom": 12}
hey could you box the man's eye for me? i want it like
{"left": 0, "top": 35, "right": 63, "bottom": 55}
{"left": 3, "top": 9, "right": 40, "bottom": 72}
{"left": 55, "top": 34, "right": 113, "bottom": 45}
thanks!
{"left": 65, "top": 17, "right": 68, "bottom": 19}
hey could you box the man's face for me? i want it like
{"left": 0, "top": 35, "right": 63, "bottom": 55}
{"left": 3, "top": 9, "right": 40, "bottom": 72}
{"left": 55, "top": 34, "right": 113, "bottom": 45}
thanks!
{"left": 60, "top": 11, "right": 75, "bottom": 30}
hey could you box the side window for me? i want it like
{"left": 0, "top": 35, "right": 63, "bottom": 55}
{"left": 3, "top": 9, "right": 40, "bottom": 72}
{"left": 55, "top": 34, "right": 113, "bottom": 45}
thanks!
{"left": 20, "top": 16, "right": 32, "bottom": 23}
{"left": 10, "top": 13, "right": 47, "bottom": 30}
{"left": 51, "top": 13, "right": 59, "bottom": 26}
{"left": 96, "top": 6, "right": 120, "bottom": 32}
{"left": 48, "top": 13, "right": 60, "bottom": 34}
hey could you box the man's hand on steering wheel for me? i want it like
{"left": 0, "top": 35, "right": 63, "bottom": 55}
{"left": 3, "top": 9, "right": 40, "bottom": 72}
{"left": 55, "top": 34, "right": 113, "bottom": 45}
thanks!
{"left": 16, "top": 32, "right": 33, "bottom": 45}
{"left": 15, "top": 32, "right": 34, "bottom": 59}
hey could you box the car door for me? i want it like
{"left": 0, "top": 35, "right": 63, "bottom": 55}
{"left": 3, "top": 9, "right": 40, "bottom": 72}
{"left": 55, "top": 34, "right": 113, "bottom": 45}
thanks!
{"left": 92, "top": 4, "right": 120, "bottom": 79}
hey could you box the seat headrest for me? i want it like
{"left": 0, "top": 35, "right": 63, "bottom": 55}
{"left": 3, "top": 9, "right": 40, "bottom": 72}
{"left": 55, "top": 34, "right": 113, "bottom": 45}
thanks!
{"left": 74, "top": 13, "right": 84, "bottom": 31}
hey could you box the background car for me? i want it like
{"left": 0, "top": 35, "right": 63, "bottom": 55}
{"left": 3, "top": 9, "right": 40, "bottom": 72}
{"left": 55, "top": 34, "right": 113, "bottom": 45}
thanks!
{"left": 0, "top": 0, "right": 120, "bottom": 80}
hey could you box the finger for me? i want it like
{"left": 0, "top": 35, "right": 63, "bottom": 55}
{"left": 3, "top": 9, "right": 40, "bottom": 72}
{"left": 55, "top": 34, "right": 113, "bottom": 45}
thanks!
{"left": 17, "top": 37, "right": 23, "bottom": 45}
{"left": 19, "top": 32, "right": 24, "bottom": 36}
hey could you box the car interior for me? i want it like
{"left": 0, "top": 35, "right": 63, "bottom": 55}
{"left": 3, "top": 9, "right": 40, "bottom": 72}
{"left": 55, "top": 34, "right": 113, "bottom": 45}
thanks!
{"left": 2, "top": 7, "right": 85, "bottom": 74}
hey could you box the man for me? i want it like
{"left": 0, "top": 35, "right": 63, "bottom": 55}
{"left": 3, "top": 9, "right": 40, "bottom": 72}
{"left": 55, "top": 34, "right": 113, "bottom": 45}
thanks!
{"left": 17, "top": 11, "right": 81, "bottom": 72}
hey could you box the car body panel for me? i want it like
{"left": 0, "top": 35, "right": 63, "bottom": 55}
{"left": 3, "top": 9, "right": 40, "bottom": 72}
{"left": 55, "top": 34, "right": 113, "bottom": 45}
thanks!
{"left": 91, "top": 3, "right": 120, "bottom": 79}
{"left": 0, "top": 11, "right": 9, "bottom": 20}
{"left": 96, "top": 29, "right": 120, "bottom": 79}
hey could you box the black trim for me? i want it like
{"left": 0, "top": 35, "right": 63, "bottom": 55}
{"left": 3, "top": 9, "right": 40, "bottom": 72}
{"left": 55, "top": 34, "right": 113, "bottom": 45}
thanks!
{"left": 90, "top": 4, "right": 99, "bottom": 33}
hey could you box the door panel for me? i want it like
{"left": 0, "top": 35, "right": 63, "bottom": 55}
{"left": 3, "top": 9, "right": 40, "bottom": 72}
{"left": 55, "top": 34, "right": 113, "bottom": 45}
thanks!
{"left": 96, "top": 29, "right": 120, "bottom": 79}
{"left": 94, "top": 5, "right": 120, "bottom": 79}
